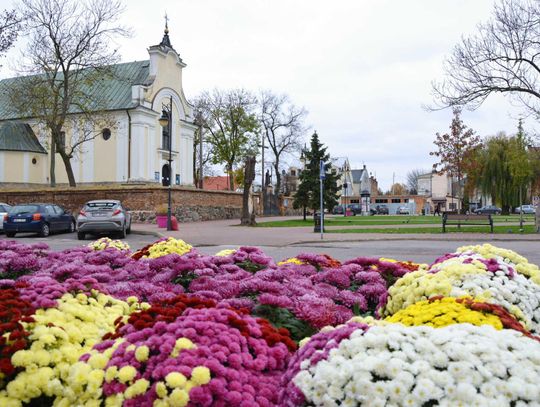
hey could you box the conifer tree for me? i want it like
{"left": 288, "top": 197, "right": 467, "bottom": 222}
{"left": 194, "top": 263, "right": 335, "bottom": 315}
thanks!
{"left": 293, "top": 132, "right": 340, "bottom": 217}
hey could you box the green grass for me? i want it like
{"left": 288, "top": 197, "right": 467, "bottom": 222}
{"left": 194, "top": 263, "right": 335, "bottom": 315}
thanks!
{"left": 256, "top": 215, "right": 536, "bottom": 228}
{"left": 325, "top": 225, "right": 537, "bottom": 234}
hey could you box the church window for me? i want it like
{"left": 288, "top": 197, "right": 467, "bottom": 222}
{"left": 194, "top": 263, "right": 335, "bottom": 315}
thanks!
{"left": 102, "top": 128, "right": 111, "bottom": 140}
{"left": 161, "top": 112, "right": 171, "bottom": 150}
{"left": 32, "top": 157, "right": 37, "bottom": 165}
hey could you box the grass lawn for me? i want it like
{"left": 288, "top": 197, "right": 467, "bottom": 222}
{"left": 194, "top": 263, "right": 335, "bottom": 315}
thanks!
{"left": 326, "top": 225, "right": 537, "bottom": 234}
{"left": 257, "top": 215, "right": 536, "bottom": 228}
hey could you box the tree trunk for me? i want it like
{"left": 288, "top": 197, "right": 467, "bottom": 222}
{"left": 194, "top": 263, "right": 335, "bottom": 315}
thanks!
{"left": 50, "top": 138, "right": 56, "bottom": 187}
{"left": 241, "top": 156, "right": 256, "bottom": 226}
{"left": 274, "top": 161, "right": 281, "bottom": 196}
{"left": 303, "top": 206, "right": 306, "bottom": 221}
{"left": 58, "top": 150, "right": 76, "bottom": 187}
{"left": 228, "top": 163, "right": 234, "bottom": 191}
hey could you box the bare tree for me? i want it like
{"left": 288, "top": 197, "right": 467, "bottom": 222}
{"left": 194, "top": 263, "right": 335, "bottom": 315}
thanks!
{"left": 432, "top": 0, "right": 540, "bottom": 116}
{"left": 259, "top": 90, "right": 307, "bottom": 195}
{"left": 0, "top": 9, "right": 20, "bottom": 59}
{"left": 7, "top": 0, "right": 130, "bottom": 187}
{"left": 406, "top": 168, "right": 428, "bottom": 194}
{"left": 196, "top": 89, "right": 260, "bottom": 191}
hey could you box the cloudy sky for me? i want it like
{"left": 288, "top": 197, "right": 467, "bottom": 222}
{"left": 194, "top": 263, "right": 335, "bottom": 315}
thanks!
{"left": 2, "top": 0, "right": 531, "bottom": 190}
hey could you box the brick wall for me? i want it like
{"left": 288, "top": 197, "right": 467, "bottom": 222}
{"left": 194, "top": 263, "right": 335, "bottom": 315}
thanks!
{"left": 0, "top": 185, "right": 243, "bottom": 223}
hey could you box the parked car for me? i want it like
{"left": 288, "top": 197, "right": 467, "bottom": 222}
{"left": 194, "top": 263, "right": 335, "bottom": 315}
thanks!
{"left": 375, "top": 205, "right": 389, "bottom": 215}
{"left": 332, "top": 206, "right": 344, "bottom": 215}
{"left": 0, "top": 203, "right": 11, "bottom": 232}
{"left": 397, "top": 206, "right": 411, "bottom": 215}
{"left": 347, "top": 204, "right": 362, "bottom": 215}
{"left": 3, "top": 203, "right": 75, "bottom": 237}
{"left": 515, "top": 205, "right": 536, "bottom": 214}
{"left": 474, "top": 205, "right": 502, "bottom": 215}
{"left": 77, "top": 200, "right": 131, "bottom": 240}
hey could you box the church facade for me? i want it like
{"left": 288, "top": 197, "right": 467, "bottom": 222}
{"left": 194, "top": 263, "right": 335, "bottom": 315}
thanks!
{"left": 0, "top": 27, "right": 195, "bottom": 187}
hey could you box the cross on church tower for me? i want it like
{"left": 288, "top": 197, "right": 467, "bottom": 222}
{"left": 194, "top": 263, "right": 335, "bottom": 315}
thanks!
{"left": 159, "top": 12, "right": 173, "bottom": 49}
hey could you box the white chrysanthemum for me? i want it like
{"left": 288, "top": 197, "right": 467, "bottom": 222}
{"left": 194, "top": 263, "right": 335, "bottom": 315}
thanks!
{"left": 291, "top": 323, "right": 540, "bottom": 406}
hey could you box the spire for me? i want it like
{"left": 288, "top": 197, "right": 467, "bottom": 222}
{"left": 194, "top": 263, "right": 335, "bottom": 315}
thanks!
{"left": 159, "top": 12, "right": 173, "bottom": 49}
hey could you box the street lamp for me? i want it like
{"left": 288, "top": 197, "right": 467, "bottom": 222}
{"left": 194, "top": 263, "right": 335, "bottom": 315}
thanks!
{"left": 159, "top": 96, "right": 173, "bottom": 231}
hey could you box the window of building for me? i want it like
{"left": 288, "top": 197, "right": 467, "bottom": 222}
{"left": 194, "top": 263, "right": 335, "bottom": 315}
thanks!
{"left": 102, "top": 128, "right": 111, "bottom": 140}
{"left": 404, "top": 198, "right": 409, "bottom": 203}
{"left": 161, "top": 113, "right": 170, "bottom": 150}
{"left": 350, "top": 199, "right": 359, "bottom": 203}
{"left": 449, "top": 202, "right": 457, "bottom": 210}
{"left": 375, "top": 198, "right": 388, "bottom": 203}
{"left": 392, "top": 198, "right": 401, "bottom": 203}
{"left": 290, "top": 169, "right": 296, "bottom": 176}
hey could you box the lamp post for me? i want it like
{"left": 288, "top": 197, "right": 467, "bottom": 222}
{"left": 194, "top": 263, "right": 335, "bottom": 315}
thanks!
{"left": 159, "top": 96, "right": 173, "bottom": 231}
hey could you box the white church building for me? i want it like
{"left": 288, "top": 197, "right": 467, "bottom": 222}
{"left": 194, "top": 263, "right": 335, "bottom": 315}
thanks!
{"left": 0, "top": 25, "right": 196, "bottom": 186}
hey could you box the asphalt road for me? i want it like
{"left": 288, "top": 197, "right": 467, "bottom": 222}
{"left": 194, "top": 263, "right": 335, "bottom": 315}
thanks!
{"left": 3, "top": 231, "right": 539, "bottom": 266}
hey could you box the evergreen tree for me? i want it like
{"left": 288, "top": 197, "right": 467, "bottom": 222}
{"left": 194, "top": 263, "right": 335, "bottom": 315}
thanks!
{"left": 293, "top": 132, "right": 340, "bottom": 217}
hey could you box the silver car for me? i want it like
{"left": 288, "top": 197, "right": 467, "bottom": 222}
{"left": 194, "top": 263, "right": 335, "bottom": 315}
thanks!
{"left": 0, "top": 203, "right": 11, "bottom": 231}
{"left": 77, "top": 200, "right": 131, "bottom": 240}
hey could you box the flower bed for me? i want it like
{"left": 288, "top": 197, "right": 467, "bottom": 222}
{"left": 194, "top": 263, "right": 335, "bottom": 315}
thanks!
{"left": 0, "top": 239, "right": 539, "bottom": 405}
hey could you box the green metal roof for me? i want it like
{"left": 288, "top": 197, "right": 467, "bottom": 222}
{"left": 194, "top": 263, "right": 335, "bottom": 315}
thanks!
{"left": 0, "top": 60, "right": 150, "bottom": 120}
{"left": 0, "top": 122, "right": 47, "bottom": 153}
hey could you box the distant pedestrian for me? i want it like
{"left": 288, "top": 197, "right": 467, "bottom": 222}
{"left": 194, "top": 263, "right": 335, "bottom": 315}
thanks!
{"left": 434, "top": 204, "right": 441, "bottom": 216}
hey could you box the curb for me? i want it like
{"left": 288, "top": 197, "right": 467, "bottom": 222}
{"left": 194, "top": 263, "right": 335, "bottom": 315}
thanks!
{"left": 131, "top": 229, "right": 165, "bottom": 238}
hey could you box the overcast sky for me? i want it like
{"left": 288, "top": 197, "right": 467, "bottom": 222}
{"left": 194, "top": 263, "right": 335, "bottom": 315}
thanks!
{"left": 2, "top": 0, "right": 531, "bottom": 190}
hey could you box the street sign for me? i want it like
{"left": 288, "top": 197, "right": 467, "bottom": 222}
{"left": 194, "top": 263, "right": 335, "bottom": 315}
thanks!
{"left": 319, "top": 160, "right": 325, "bottom": 180}
{"left": 533, "top": 196, "right": 539, "bottom": 206}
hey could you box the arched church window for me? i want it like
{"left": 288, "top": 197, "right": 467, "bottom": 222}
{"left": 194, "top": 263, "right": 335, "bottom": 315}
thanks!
{"left": 161, "top": 112, "right": 170, "bottom": 150}
{"left": 102, "top": 128, "right": 111, "bottom": 140}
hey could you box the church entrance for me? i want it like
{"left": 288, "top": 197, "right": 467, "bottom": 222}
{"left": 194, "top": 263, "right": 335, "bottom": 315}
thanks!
{"left": 161, "top": 164, "right": 171, "bottom": 186}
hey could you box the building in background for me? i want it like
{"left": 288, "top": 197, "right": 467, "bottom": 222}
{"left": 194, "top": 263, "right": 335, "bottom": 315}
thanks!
{"left": 0, "top": 24, "right": 196, "bottom": 186}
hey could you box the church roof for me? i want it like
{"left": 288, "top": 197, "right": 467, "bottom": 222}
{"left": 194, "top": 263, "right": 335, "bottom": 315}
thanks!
{"left": 0, "top": 60, "right": 151, "bottom": 121}
{"left": 351, "top": 169, "right": 364, "bottom": 183}
{"left": 0, "top": 122, "right": 47, "bottom": 153}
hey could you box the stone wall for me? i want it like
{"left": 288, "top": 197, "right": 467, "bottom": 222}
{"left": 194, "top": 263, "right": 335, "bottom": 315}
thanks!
{"left": 0, "top": 185, "right": 243, "bottom": 223}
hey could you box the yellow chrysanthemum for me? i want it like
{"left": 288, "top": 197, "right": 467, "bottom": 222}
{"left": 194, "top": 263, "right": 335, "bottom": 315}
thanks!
{"left": 277, "top": 257, "right": 305, "bottom": 266}
{"left": 144, "top": 238, "right": 192, "bottom": 259}
{"left": 190, "top": 366, "right": 211, "bottom": 386}
{"left": 214, "top": 249, "right": 237, "bottom": 257}
{"left": 385, "top": 297, "right": 504, "bottom": 329}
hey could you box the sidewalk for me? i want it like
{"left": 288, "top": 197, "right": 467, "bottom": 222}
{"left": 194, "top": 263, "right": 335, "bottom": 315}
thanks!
{"left": 132, "top": 216, "right": 540, "bottom": 247}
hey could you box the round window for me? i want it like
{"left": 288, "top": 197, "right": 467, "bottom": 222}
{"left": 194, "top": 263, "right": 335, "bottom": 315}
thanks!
{"left": 32, "top": 157, "right": 37, "bottom": 165}
{"left": 102, "top": 128, "right": 111, "bottom": 140}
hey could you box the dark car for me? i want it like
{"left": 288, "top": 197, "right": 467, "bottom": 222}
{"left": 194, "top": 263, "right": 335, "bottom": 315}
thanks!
{"left": 347, "top": 204, "right": 362, "bottom": 215}
{"left": 332, "top": 205, "right": 344, "bottom": 215}
{"left": 76, "top": 200, "right": 131, "bottom": 240}
{"left": 375, "top": 205, "right": 389, "bottom": 215}
{"left": 474, "top": 205, "right": 502, "bottom": 215}
{"left": 3, "top": 203, "right": 75, "bottom": 237}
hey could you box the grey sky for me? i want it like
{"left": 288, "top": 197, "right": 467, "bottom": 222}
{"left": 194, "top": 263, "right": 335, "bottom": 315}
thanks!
{"left": 1, "top": 0, "right": 530, "bottom": 190}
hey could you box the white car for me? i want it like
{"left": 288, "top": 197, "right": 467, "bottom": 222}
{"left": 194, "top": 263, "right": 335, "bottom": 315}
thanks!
{"left": 397, "top": 206, "right": 410, "bottom": 215}
{"left": 515, "top": 205, "right": 536, "bottom": 214}
{"left": 0, "top": 203, "right": 11, "bottom": 231}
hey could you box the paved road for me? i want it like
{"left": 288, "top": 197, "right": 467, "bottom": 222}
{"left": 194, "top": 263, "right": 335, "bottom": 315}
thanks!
{"left": 3, "top": 230, "right": 539, "bottom": 266}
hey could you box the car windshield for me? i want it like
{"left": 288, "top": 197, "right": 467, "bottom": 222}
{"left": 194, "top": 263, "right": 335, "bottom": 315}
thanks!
{"left": 84, "top": 202, "right": 118, "bottom": 210}
{"left": 9, "top": 205, "right": 39, "bottom": 214}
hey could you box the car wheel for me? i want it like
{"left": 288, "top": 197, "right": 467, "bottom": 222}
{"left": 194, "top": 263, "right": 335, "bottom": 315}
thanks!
{"left": 5, "top": 231, "right": 15, "bottom": 238}
{"left": 40, "top": 223, "right": 50, "bottom": 237}
{"left": 77, "top": 232, "right": 85, "bottom": 240}
{"left": 118, "top": 224, "right": 126, "bottom": 239}
{"left": 68, "top": 220, "right": 76, "bottom": 233}
{"left": 126, "top": 222, "right": 131, "bottom": 234}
